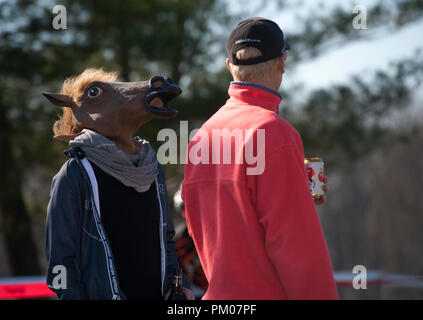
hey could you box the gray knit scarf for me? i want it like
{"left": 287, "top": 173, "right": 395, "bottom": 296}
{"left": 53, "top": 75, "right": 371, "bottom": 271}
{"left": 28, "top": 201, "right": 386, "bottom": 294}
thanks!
{"left": 69, "top": 129, "right": 158, "bottom": 192}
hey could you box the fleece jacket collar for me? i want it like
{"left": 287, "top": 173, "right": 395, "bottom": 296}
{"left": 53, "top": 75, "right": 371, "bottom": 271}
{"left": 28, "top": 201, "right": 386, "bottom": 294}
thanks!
{"left": 229, "top": 81, "right": 282, "bottom": 113}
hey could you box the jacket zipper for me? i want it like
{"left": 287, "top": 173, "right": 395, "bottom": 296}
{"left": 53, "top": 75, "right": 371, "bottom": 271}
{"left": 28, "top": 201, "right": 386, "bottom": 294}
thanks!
{"left": 80, "top": 157, "right": 121, "bottom": 300}
{"left": 79, "top": 155, "right": 167, "bottom": 299}
{"left": 155, "top": 178, "right": 167, "bottom": 295}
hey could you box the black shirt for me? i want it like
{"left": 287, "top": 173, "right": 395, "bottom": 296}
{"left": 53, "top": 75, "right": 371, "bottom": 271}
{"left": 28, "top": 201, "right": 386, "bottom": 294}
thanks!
{"left": 90, "top": 162, "right": 163, "bottom": 300}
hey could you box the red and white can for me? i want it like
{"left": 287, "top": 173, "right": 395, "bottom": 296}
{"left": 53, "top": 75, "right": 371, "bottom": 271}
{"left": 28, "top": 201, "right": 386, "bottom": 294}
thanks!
{"left": 304, "top": 157, "right": 325, "bottom": 199}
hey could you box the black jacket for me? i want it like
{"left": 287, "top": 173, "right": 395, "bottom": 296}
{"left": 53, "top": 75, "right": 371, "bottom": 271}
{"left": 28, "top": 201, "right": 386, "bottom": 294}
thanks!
{"left": 45, "top": 148, "right": 188, "bottom": 299}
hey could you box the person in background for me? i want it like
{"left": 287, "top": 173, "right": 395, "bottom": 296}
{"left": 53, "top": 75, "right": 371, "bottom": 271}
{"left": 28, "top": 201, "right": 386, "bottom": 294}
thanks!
{"left": 173, "top": 184, "right": 208, "bottom": 299}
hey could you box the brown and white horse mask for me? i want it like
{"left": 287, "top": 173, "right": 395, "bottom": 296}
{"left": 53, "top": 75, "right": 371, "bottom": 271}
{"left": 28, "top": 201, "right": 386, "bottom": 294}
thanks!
{"left": 42, "top": 70, "right": 182, "bottom": 142}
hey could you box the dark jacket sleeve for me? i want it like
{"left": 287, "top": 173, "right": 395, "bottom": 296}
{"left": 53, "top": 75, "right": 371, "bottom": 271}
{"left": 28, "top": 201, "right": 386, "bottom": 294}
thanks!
{"left": 157, "top": 165, "right": 191, "bottom": 291}
{"left": 165, "top": 208, "right": 191, "bottom": 290}
{"left": 45, "top": 160, "right": 85, "bottom": 299}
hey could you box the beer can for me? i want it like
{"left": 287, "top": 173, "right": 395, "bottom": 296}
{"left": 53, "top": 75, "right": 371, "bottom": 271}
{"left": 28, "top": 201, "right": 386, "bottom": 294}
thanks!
{"left": 304, "top": 157, "right": 325, "bottom": 199}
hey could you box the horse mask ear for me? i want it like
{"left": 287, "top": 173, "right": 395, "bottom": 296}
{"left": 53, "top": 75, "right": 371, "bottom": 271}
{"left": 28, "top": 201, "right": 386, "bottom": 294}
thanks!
{"left": 42, "top": 92, "right": 77, "bottom": 108}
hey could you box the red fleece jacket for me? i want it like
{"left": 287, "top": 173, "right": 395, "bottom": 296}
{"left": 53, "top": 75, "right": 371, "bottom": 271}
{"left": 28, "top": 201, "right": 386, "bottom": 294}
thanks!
{"left": 182, "top": 82, "right": 338, "bottom": 300}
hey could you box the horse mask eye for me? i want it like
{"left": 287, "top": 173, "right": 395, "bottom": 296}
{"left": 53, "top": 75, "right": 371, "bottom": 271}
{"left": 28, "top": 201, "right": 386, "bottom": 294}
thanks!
{"left": 88, "top": 86, "right": 102, "bottom": 98}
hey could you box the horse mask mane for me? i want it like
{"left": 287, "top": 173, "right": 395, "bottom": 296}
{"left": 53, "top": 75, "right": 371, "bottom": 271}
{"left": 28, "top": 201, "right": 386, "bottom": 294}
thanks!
{"left": 42, "top": 68, "right": 182, "bottom": 142}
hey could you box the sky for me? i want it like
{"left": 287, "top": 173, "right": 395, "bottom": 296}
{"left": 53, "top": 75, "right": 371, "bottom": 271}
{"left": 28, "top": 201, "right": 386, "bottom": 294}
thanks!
{"left": 226, "top": 0, "right": 423, "bottom": 93}
{"left": 290, "top": 18, "right": 423, "bottom": 90}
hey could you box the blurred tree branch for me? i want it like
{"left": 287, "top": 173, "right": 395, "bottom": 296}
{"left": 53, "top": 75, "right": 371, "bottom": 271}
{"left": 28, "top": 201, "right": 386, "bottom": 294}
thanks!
{"left": 285, "top": 50, "right": 423, "bottom": 164}
{"left": 284, "top": 0, "right": 423, "bottom": 63}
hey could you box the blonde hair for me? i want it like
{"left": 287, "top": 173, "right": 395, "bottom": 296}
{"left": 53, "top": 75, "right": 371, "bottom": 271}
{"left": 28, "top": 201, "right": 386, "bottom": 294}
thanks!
{"left": 53, "top": 68, "right": 118, "bottom": 139}
{"left": 229, "top": 47, "right": 280, "bottom": 83}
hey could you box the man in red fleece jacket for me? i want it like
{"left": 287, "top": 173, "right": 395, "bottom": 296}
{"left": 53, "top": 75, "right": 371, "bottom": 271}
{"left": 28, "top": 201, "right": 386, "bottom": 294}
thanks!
{"left": 182, "top": 17, "right": 339, "bottom": 300}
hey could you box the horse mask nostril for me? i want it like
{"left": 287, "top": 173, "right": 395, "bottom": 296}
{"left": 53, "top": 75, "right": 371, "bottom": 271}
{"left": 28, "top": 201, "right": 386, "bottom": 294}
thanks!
{"left": 150, "top": 76, "right": 166, "bottom": 88}
{"left": 153, "top": 79, "right": 164, "bottom": 87}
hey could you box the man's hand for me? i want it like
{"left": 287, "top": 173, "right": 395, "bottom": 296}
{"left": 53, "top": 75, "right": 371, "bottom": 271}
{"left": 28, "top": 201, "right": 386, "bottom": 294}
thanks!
{"left": 164, "top": 287, "right": 195, "bottom": 300}
{"left": 314, "top": 176, "right": 329, "bottom": 206}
